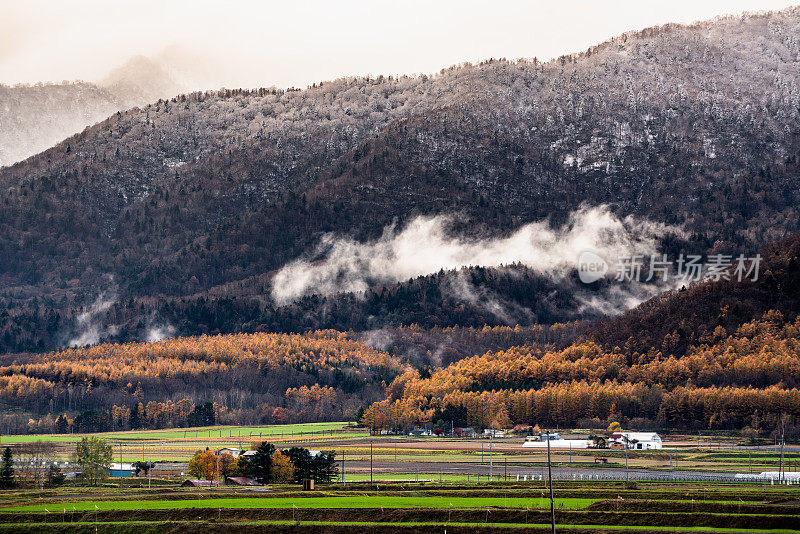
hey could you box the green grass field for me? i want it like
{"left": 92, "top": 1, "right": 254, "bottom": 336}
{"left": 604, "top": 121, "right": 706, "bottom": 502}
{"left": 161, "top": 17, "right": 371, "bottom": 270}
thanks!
{"left": 3, "top": 423, "right": 799, "bottom": 533}
{"left": 3, "top": 495, "right": 597, "bottom": 512}
{"left": 0, "top": 421, "right": 354, "bottom": 444}
{"left": 2, "top": 480, "right": 799, "bottom": 533}
{"left": 1, "top": 521, "right": 798, "bottom": 534}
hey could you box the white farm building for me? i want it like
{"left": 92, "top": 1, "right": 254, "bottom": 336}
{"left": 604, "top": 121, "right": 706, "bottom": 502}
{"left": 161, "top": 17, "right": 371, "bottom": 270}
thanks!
{"left": 523, "top": 433, "right": 592, "bottom": 449}
{"left": 609, "top": 432, "right": 662, "bottom": 450}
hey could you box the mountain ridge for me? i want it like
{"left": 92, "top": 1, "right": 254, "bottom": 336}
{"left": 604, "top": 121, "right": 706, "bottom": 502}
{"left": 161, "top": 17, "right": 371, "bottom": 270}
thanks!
{"left": 3, "top": 7, "right": 800, "bottom": 352}
{"left": 0, "top": 54, "right": 193, "bottom": 168}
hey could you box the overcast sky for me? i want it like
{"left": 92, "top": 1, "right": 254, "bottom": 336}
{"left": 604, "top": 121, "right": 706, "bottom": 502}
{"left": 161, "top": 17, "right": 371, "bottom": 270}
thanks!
{"left": 1, "top": 0, "right": 797, "bottom": 89}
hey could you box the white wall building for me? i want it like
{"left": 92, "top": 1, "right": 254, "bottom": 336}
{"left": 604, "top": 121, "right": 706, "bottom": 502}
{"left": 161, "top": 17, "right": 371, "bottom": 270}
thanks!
{"left": 523, "top": 439, "right": 592, "bottom": 449}
{"left": 610, "top": 432, "right": 663, "bottom": 450}
{"left": 523, "top": 433, "right": 592, "bottom": 449}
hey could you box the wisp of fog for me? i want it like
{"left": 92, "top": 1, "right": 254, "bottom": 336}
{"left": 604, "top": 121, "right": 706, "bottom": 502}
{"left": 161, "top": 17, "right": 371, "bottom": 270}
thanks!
{"left": 271, "top": 205, "right": 680, "bottom": 306}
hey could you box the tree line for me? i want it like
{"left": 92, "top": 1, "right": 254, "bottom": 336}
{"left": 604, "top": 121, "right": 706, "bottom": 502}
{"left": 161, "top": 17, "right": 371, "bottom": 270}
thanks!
{"left": 0, "top": 331, "right": 406, "bottom": 435}
{"left": 187, "top": 443, "right": 337, "bottom": 484}
{"left": 362, "top": 311, "right": 800, "bottom": 438}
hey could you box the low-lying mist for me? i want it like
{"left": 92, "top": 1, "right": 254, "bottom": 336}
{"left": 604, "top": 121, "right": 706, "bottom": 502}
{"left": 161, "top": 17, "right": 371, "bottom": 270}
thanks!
{"left": 67, "top": 291, "right": 118, "bottom": 348}
{"left": 271, "top": 205, "right": 682, "bottom": 311}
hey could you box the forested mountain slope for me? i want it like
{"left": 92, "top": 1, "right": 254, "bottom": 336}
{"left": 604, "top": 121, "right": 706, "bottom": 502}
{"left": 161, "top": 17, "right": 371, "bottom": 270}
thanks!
{"left": 0, "top": 330, "right": 406, "bottom": 434}
{"left": 0, "top": 323, "right": 580, "bottom": 434}
{"left": 0, "top": 263, "right": 596, "bottom": 353}
{"left": 5, "top": 231, "right": 800, "bottom": 436}
{"left": 362, "top": 232, "right": 800, "bottom": 434}
{"left": 0, "top": 57, "right": 188, "bottom": 168}
{"left": 589, "top": 231, "right": 800, "bottom": 356}
{"left": 3, "top": 8, "right": 800, "bottom": 352}
{"left": 0, "top": 83, "right": 121, "bottom": 168}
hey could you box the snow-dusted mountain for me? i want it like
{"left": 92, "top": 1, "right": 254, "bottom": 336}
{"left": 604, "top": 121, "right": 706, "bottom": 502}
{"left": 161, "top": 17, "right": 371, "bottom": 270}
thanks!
{"left": 2, "top": 7, "right": 800, "bottom": 352}
{"left": 0, "top": 55, "right": 191, "bottom": 168}
{"left": 0, "top": 82, "right": 120, "bottom": 168}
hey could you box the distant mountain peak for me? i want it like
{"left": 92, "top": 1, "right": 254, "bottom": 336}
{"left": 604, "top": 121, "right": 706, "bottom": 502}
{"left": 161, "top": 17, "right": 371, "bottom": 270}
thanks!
{"left": 99, "top": 54, "right": 185, "bottom": 107}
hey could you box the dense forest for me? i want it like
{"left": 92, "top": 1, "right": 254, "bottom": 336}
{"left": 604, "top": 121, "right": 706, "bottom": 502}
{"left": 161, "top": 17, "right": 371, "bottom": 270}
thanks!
{"left": 0, "top": 330, "right": 406, "bottom": 435}
{"left": 0, "top": 323, "right": 582, "bottom": 435}
{"left": 0, "top": 264, "right": 594, "bottom": 353}
{"left": 362, "top": 311, "right": 800, "bottom": 436}
{"left": 5, "top": 233, "right": 800, "bottom": 436}
{"left": 2, "top": 9, "right": 800, "bottom": 353}
{"left": 4, "top": 8, "right": 800, "bottom": 437}
{"left": 361, "top": 233, "right": 800, "bottom": 437}
{"left": 588, "top": 232, "right": 800, "bottom": 356}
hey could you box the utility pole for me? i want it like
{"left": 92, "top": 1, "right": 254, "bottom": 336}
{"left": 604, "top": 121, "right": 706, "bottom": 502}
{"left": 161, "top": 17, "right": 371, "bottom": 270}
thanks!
{"left": 490, "top": 426, "right": 494, "bottom": 482}
{"left": 370, "top": 441, "right": 373, "bottom": 485}
{"left": 342, "top": 448, "right": 345, "bottom": 486}
{"left": 624, "top": 435, "right": 629, "bottom": 483}
{"left": 216, "top": 449, "right": 220, "bottom": 487}
{"left": 546, "top": 433, "right": 556, "bottom": 534}
{"left": 119, "top": 443, "right": 123, "bottom": 489}
{"left": 779, "top": 418, "right": 786, "bottom": 484}
{"left": 148, "top": 445, "right": 152, "bottom": 490}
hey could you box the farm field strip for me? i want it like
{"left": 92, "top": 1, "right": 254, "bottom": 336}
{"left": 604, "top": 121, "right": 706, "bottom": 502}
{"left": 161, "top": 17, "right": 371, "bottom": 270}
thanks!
{"left": 0, "top": 520, "right": 798, "bottom": 533}
{"left": 3, "top": 496, "right": 598, "bottom": 512}
{"left": 2, "top": 477, "right": 797, "bottom": 534}
{"left": 0, "top": 422, "right": 358, "bottom": 443}
{"left": 4, "top": 423, "right": 797, "bottom": 477}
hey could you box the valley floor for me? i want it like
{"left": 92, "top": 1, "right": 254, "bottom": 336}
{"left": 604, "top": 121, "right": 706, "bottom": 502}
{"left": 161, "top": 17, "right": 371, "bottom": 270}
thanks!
{"left": 2, "top": 482, "right": 799, "bottom": 533}
{"left": 3, "top": 423, "right": 800, "bottom": 532}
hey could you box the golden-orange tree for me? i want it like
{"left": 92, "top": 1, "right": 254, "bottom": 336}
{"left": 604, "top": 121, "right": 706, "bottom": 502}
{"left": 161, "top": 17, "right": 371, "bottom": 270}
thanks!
{"left": 363, "top": 312, "right": 800, "bottom": 431}
{"left": 0, "top": 330, "right": 409, "bottom": 434}
{"left": 188, "top": 450, "right": 217, "bottom": 481}
{"left": 271, "top": 451, "right": 295, "bottom": 483}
